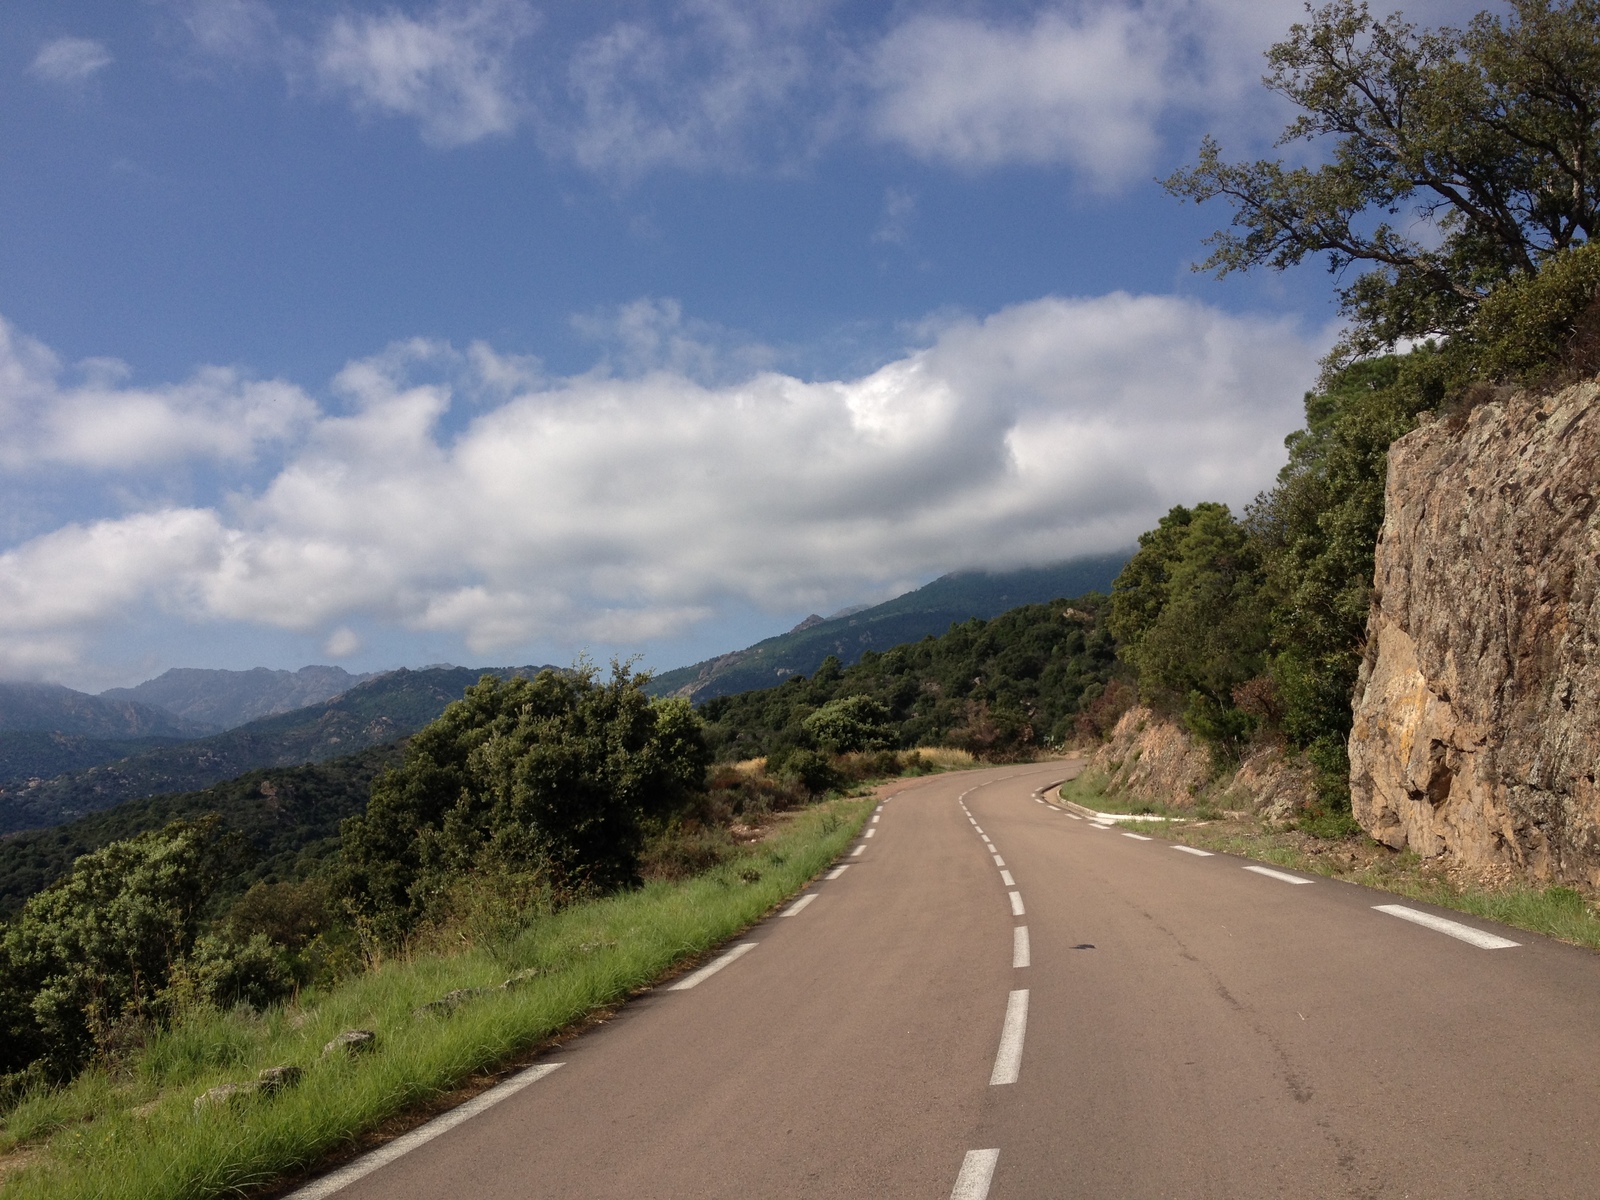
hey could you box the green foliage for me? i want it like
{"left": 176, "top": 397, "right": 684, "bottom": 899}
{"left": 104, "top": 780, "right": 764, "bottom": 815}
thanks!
{"left": 336, "top": 667, "right": 711, "bottom": 946}
{"left": 801, "top": 694, "right": 894, "bottom": 753}
{"left": 1109, "top": 504, "right": 1270, "bottom": 758}
{"left": 699, "top": 597, "right": 1121, "bottom": 762}
{"left": 2, "top": 820, "right": 230, "bottom": 1076}
{"left": 1165, "top": 0, "right": 1600, "bottom": 365}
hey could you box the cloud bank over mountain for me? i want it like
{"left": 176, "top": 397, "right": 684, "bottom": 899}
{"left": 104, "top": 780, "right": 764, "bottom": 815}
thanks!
{"left": 0, "top": 293, "right": 1322, "bottom": 683}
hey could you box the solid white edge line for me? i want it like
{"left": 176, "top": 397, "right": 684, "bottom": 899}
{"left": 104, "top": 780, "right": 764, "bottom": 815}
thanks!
{"left": 850, "top": 845, "right": 866, "bottom": 857}
{"left": 1172, "top": 845, "right": 1213, "bottom": 857}
{"left": 1373, "top": 904, "right": 1520, "bottom": 948}
{"left": 782, "top": 894, "right": 816, "bottom": 917}
{"left": 950, "top": 1149, "right": 1000, "bottom": 1200}
{"left": 1008, "top": 890, "right": 1025, "bottom": 916}
{"left": 999, "top": 870, "right": 1015, "bottom": 886}
{"left": 990, "top": 989, "right": 1029, "bottom": 1085}
{"left": 1242, "top": 864, "right": 1313, "bottom": 885}
{"left": 824, "top": 865, "right": 849, "bottom": 880}
{"left": 1122, "top": 832, "right": 1152, "bottom": 841}
{"left": 667, "top": 942, "right": 758, "bottom": 990}
{"left": 285, "top": 1062, "right": 566, "bottom": 1199}
{"left": 1013, "top": 925, "right": 1030, "bottom": 968}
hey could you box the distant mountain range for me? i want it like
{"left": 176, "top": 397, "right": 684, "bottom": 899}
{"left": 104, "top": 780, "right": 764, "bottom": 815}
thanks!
{"left": 101, "top": 665, "right": 373, "bottom": 732}
{"left": 0, "top": 665, "right": 550, "bottom": 835}
{"left": 0, "top": 681, "right": 210, "bottom": 739}
{"left": 645, "top": 554, "right": 1129, "bottom": 702}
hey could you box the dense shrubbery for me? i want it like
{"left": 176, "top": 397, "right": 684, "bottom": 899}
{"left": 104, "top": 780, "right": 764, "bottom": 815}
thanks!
{"left": 698, "top": 598, "right": 1121, "bottom": 764}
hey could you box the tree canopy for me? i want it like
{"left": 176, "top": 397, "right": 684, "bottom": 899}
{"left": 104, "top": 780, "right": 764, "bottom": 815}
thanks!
{"left": 1166, "top": 0, "right": 1600, "bottom": 364}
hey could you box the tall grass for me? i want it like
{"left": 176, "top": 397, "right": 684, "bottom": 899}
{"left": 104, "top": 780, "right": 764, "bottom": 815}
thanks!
{"left": 0, "top": 799, "right": 871, "bottom": 1200}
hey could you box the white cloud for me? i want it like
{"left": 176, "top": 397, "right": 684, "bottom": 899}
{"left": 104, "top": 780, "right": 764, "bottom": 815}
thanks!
{"left": 29, "top": 37, "right": 113, "bottom": 84}
{"left": 314, "top": 0, "right": 536, "bottom": 147}
{"left": 0, "top": 294, "right": 1323, "bottom": 675}
{"left": 324, "top": 626, "right": 363, "bottom": 657}
{"left": 0, "top": 316, "right": 317, "bottom": 471}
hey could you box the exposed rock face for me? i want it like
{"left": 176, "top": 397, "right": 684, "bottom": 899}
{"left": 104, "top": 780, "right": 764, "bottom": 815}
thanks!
{"left": 1349, "top": 380, "right": 1600, "bottom": 884}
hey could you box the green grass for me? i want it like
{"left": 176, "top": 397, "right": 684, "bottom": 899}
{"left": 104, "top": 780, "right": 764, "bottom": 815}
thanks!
{"left": 1056, "top": 770, "right": 1200, "bottom": 820}
{"left": 0, "top": 797, "right": 872, "bottom": 1199}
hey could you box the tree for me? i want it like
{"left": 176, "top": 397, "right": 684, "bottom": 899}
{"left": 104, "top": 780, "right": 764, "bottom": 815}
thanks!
{"left": 1165, "top": 0, "right": 1600, "bottom": 365}
{"left": 338, "top": 666, "right": 710, "bottom": 945}
{"left": 801, "top": 695, "right": 894, "bottom": 754}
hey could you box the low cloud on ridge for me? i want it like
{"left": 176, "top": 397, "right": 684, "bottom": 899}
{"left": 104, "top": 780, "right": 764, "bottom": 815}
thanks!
{"left": 0, "top": 293, "right": 1324, "bottom": 682}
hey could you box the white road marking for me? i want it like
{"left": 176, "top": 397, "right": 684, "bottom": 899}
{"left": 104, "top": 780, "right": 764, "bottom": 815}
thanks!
{"left": 1013, "top": 926, "right": 1030, "bottom": 968}
{"left": 1067, "top": 813, "right": 1082, "bottom": 820}
{"left": 974, "top": 827, "right": 985, "bottom": 836}
{"left": 668, "top": 942, "right": 759, "bottom": 990}
{"left": 285, "top": 1063, "right": 566, "bottom": 1199}
{"left": 1172, "top": 845, "right": 1214, "bottom": 857}
{"left": 850, "top": 845, "right": 866, "bottom": 857}
{"left": 781, "top": 894, "right": 816, "bottom": 917}
{"left": 990, "top": 989, "right": 1029, "bottom": 1084}
{"left": 1089, "top": 823, "right": 1111, "bottom": 831}
{"left": 1374, "top": 904, "right": 1521, "bottom": 949}
{"left": 824, "top": 865, "right": 849, "bottom": 880}
{"left": 1009, "top": 891, "right": 1025, "bottom": 916}
{"left": 865, "top": 828, "right": 876, "bottom": 838}
{"left": 992, "top": 855, "right": 1006, "bottom": 867}
{"left": 1242, "top": 864, "right": 1312, "bottom": 885}
{"left": 950, "top": 1149, "right": 1000, "bottom": 1200}
{"left": 1122, "top": 832, "right": 1153, "bottom": 841}
{"left": 872, "top": 814, "right": 880, "bottom": 823}
{"left": 1000, "top": 870, "right": 1015, "bottom": 886}
{"left": 981, "top": 835, "right": 992, "bottom": 845}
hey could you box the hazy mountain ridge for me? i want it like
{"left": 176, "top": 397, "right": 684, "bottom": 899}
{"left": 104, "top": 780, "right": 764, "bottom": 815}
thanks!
{"left": 0, "top": 681, "right": 212, "bottom": 739}
{"left": 0, "top": 665, "right": 551, "bottom": 835}
{"left": 646, "top": 555, "right": 1129, "bottom": 702}
{"left": 100, "top": 665, "right": 374, "bottom": 732}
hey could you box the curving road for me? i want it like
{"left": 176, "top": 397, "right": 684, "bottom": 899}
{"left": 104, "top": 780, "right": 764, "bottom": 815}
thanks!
{"left": 290, "top": 759, "right": 1600, "bottom": 1199}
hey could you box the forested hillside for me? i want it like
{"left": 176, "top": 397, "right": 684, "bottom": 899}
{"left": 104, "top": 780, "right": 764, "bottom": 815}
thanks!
{"left": 0, "top": 667, "right": 540, "bottom": 834}
{"left": 700, "top": 596, "right": 1119, "bottom": 763}
{"left": 648, "top": 555, "right": 1127, "bottom": 701}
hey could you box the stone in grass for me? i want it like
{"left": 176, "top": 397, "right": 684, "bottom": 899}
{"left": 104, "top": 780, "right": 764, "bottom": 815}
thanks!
{"left": 413, "top": 987, "right": 490, "bottom": 1018}
{"left": 193, "top": 1066, "right": 303, "bottom": 1112}
{"left": 322, "top": 1028, "right": 377, "bottom": 1058}
{"left": 500, "top": 967, "right": 547, "bottom": 990}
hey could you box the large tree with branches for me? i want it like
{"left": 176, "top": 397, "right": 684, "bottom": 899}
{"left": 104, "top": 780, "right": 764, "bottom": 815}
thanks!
{"left": 1165, "top": 0, "right": 1600, "bottom": 364}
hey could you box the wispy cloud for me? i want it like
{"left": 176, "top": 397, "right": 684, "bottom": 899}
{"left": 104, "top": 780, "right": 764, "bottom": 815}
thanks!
{"left": 314, "top": 0, "right": 537, "bottom": 147}
{"left": 0, "top": 294, "right": 1323, "bottom": 677}
{"left": 29, "top": 37, "right": 113, "bottom": 85}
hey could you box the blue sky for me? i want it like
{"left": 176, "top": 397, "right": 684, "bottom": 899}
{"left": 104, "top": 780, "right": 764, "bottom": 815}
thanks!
{"left": 0, "top": 0, "right": 1462, "bottom": 690}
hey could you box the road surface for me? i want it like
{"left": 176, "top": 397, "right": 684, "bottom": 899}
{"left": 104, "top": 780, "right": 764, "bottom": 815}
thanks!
{"left": 290, "top": 759, "right": 1600, "bottom": 1199}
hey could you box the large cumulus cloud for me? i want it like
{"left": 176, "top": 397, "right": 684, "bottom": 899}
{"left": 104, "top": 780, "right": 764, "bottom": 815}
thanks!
{"left": 0, "top": 293, "right": 1322, "bottom": 678}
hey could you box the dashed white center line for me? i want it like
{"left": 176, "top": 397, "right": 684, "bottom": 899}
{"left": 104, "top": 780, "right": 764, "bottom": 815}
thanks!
{"left": 974, "top": 827, "right": 985, "bottom": 836}
{"left": 1172, "top": 845, "right": 1213, "bottom": 857}
{"left": 865, "top": 828, "right": 876, "bottom": 838}
{"left": 1242, "top": 864, "right": 1312, "bottom": 885}
{"left": 950, "top": 1149, "right": 1000, "bottom": 1200}
{"left": 990, "top": 989, "right": 1029, "bottom": 1084}
{"left": 992, "top": 855, "right": 1005, "bottom": 867}
{"left": 824, "top": 865, "right": 849, "bottom": 880}
{"left": 781, "top": 894, "right": 816, "bottom": 917}
{"left": 850, "top": 845, "right": 866, "bottom": 857}
{"left": 668, "top": 942, "right": 758, "bottom": 991}
{"left": 1374, "top": 904, "right": 1521, "bottom": 948}
{"left": 1122, "top": 832, "right": 1152, "bottom": 841}
{"left": 285, "top": 1063, "right": 566, "bottom": 1199}
{"left": 1008, "top": 891, "right": 1025, "bottom": 916}
{"left": 1013, "top": 925, "right": 1030, "bottom": 968}
{"left": 981, "top": 835, "right": 992, "bottom": 845}
{"left": 999, "top": 870, "right": 1015, "bottom": 886}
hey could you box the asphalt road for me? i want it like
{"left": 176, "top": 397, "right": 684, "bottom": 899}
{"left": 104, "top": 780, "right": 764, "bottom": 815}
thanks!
{"left": 294, "top": 759, "right": 1600, "bottom": 1199}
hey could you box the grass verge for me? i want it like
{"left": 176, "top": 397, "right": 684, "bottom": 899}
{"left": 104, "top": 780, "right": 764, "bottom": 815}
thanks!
{"left": 1064, "top": 789, "right": 1600, "bottom": 953}
{"left": 1056, "top": 769, "right": 1208, "bottom": 821}
{"left": 0, "top": 796, "right": 873, "bottom": 1200}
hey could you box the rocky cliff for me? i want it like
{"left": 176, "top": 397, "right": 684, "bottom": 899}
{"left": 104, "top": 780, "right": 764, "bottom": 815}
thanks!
{"left": 1349, "top": 379, "right": 1600, "bottom": 884}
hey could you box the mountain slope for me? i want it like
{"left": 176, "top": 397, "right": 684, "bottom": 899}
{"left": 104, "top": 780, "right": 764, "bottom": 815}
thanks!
{"left": 646, "top": 554, "right": 1129, "bottom": 702}
{"left": 0, "top": 743, "right": 401, "bottom": 916}
{"left": 101, "top": 665, "right": 373, "bottom": 731}
{"left": 0, "top": 665, "right": 549, "bottom": 834}
{"left": 0, "top": 681, "right": 211, "bottom": 739}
